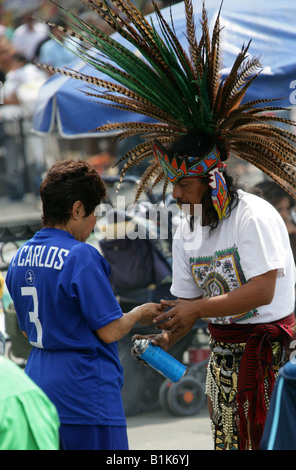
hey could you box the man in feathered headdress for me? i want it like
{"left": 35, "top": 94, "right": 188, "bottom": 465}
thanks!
{"left": 148, "top": 129, "right": 296, "bottom": 450}
{"left": 36, "top": 0, "right": 296, "bottom": 450}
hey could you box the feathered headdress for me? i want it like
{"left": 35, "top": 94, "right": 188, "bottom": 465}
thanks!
{"left": 42, "top": 0, "right": 296, "bottom": 218}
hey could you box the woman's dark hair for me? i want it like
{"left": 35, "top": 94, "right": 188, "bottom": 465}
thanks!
{"left": 254, "top": 180, "right": 294, "bottom": 208}
{"left": 169, "top": 131, "right": 239, "bottom": 230}
{"left": 40, "top": 159, "right": 106, "bottom": 226}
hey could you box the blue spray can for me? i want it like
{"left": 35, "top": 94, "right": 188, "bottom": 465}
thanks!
{"left": 133, "top": 339, "right": 186, "bottom": 383}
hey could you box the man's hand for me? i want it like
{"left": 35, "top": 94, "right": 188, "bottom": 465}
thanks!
{"left": 131, "top": 331, "right": 172, "bottom": 364}
{"left": 152, "top": 269, "right": 278, "bottom": 333}
{"left": 132, "top": 331, "right": 171, "bottom": 351}
{"left": 153, "top": 298, "right": 198, "bottom": 332}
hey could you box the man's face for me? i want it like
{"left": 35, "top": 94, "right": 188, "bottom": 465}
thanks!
{"left": 172, "top": 177, "right": 208, "bottom": 215}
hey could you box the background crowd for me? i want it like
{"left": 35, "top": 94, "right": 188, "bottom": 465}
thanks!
{"left": 0, "top": 0, "right": 295, "bottom": 279}
{"left": 0, "top": 0, "right": 174, "bottom": 199}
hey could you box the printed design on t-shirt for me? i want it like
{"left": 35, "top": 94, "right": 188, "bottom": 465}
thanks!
{"left": 189, "top": 245, "right": 258, "bottom": 324}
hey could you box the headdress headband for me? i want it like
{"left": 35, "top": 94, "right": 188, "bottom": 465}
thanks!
{"left": 42, "top": 0, "right": 296, "bottom": 218}
{"left": 153, "top": 141, "right": 229, "bottom": 219}
{"left": 153, "top": 141, "right": 220, "bottom": 182}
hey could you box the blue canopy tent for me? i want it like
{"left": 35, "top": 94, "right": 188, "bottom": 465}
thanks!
{"left": 32, "top": 0, "right": 296, "bottom": 138}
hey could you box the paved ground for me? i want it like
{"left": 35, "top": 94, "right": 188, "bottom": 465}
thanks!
{"left": 0, "top": 194, "right": 41, "bottom": 222}
{"left": 126, "top": 406, "right": 213, "bottom": 451}
{"left": 1, "top": 306, "right": 213, "bottom": 452}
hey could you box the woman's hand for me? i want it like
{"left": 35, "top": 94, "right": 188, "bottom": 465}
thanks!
{"left": 133, "top": 302, "right": 166, "bottom": 326}
{"left": 97, "top": 303, "right": 165, "bottom": 343}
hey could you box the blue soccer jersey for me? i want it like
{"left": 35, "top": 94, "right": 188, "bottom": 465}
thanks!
{"left": 6, "top": 228, "right": 126, "bottom": 426}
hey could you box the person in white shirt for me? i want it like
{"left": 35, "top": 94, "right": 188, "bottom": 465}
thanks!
{"left": 135, "top": 132, "right": 296, "bottom": 451}
{"left": 0, "top": 36, "right": 47, "bottom": 105}
{"left": 39, "top": 16, "right": 76, "bottom": 69}
{"left": 11, "top": 12, "right": 48, "bottom": 62}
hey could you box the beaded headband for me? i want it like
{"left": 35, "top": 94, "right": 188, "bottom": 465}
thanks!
{"left": 153, "top": 141, "right": 230, "bottom": 219}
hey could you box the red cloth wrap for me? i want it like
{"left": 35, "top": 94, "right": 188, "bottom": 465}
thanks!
{"left": 208, "top": 313, "right": 296, "bottom": 450}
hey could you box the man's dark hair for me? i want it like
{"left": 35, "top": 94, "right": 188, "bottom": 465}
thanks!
{"left": 40, "top": 159, "right": 106, "bottom": 226}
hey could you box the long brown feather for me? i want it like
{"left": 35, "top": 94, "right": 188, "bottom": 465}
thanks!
{"left": 47, "top": 0, "right": 296, "bottom": 200}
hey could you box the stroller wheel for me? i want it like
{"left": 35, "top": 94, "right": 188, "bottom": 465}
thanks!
{"left": 158, "top": 379, "right": 173, "bottom": 413}
{"left": 167, "top": 376, "right": 205, "bottom": 416}
{"left": 139, "top": 367, "right": 163, "bottom": 412}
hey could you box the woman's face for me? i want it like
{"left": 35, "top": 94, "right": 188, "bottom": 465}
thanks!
{"left": 275, "top": 196, "right": 292, "bottom": 224}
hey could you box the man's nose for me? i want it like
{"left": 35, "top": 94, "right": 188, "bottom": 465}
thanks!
{"left": 172, "top": 183, "right": 182, "bottom": 200}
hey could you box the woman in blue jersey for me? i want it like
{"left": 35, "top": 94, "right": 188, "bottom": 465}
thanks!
{"left": 5, "top": 159, "right": 163, "bottom": 451}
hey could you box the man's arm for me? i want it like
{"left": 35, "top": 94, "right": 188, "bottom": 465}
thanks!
{"left": 132, "top": 297, "right": 202, "bottom": 352}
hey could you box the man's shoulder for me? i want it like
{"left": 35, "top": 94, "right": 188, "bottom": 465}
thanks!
{"left": 236, "top": 189, "right": 277, "bottom": 216}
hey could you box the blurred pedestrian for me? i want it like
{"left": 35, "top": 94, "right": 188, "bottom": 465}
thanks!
{"left": 261, "top": 360, "right": 296, "bottom": 450}
{"left": 39, "top": 16, "right": 77, "bottom": 68}
{"left": 5, "top": 159, "right": 163, "bottom": 451}
{"left": 0, "top": 36, "right": 47, "bottom": 105}
{"left": 0, "top": 356, "right": 60, "bottom": 450}
{"left": 0, "top": 36, "right": 48, "bottom": 199}
{"left": 11, "top": 11, "right": 48, "bottom": 62}
{"left": 254, "top": 180, "right": 296, "bottom": 261}
{"left": 0, "top": 271, "right": 3, "bottom": 300}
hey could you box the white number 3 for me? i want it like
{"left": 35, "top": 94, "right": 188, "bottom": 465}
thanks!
{"left": 21, "top": 286, "right": 44, "bottom": 348}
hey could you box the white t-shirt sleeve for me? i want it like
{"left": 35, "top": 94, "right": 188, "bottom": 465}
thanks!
{"left": 236, "top": 200, "right": 290, "bottom": 281}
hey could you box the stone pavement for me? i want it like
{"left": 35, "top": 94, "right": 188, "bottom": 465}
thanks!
{"left": 126, "top": 406, "right": 213, "bottom": 451}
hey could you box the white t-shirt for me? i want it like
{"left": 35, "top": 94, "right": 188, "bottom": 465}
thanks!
{"left": 171, "top": 190, "right": 296, "bottom": 324}
{"left": 4, "top": 64, "right": 47, "bottom": 100}
{"left": 12, "top": 23, "right": 48, "bottom": 61}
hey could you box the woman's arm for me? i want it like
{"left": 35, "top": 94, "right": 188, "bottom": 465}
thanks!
{"left": 96, "top": 302, "right": 165, "bottom": 343}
